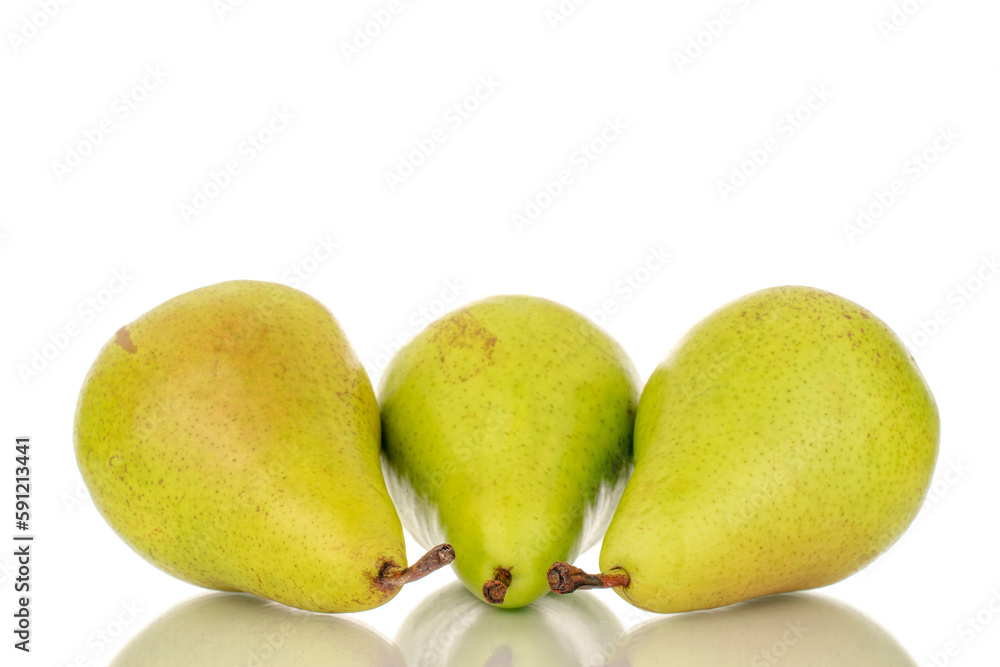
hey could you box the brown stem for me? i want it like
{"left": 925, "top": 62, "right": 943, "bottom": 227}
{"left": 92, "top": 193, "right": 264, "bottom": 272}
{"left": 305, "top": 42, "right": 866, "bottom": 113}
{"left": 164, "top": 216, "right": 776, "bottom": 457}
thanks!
{"left": 378, "top": 544, "right": 455, "bottom": 588}
{"left": 482, "top": 567, "right": 512, "bottom": 604}
{"left": 547, "top": 562, "right": 629, "bottom": 594}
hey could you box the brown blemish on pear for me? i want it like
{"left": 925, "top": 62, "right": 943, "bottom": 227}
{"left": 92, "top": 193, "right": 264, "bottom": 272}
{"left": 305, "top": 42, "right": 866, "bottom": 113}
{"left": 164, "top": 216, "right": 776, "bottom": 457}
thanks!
{"left": 115, "top": 326, "right": 137, "bottom": 353}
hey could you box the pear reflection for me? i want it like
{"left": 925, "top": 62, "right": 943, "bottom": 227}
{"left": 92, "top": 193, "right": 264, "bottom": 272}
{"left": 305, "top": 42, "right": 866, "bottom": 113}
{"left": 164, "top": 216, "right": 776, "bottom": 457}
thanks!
{"left": 397, "top": 583, "right": 623, "bottom": 667}
{"left": 108, "top": 593, "right": 405, "bottom": 666}
{"left": 607, "top": 593, "right": 917, "bottom": 667}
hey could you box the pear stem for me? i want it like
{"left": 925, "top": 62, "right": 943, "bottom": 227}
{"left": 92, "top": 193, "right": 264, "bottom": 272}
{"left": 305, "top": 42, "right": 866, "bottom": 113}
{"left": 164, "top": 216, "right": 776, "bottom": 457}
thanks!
{"left": 378, "top": 543, "right": 455, "bottom": 588}
{"left": 547, "top": 562, "right": 629, "bottom": 594}
{"left": 482, "top": 567, "right": 512, "bottom": 604}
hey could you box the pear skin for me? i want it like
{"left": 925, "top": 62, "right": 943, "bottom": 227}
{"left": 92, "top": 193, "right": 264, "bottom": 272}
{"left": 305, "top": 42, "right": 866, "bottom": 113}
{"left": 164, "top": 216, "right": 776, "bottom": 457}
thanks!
{"left": 550, "top": 286, "right": 939, "bottom": 613}
{"left": 379, "top": 295, "right": 640, "bottom": 608}
{"left": 75, "top": 280, "right": 451, "bottom": 613}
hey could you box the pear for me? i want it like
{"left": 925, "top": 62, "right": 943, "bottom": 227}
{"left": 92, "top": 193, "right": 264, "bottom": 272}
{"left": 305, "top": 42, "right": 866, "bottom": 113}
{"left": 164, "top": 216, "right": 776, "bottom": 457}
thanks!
{"left": 108, "top": 593, "right": 406, "bottom": 666}
{"left": 74, "top": 280, "right": 452, "bottom": 613}
{"left": 379, "top": 295, "right": 640, "bottom": 607}
{"left": 605, "top": 593, "right": 918, "bottom": 666}
{"left": 395, "top": 582, "right": 623, "bottom": 667}
{"left": 549, "top": 286, "right": 939, "bottom": 613}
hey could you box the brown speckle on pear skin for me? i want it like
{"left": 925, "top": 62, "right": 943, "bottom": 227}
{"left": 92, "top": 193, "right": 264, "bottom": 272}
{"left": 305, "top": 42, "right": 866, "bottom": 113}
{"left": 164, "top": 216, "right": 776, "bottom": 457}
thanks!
{"left": 431, "top": 312, "right": 498, "bottom": 359}
{"left": 429, "top": 311, "right": 499, "bottom": 382}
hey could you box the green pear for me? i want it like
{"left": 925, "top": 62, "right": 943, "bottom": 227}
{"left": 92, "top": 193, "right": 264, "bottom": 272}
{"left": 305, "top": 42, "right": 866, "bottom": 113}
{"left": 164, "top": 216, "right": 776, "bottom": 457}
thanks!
{"left": 109, "top": 593, "right": 406, "bottom": 666}
{"left": 549, "top": 286, "right": 939, "bottom": 613}
{"left": 605, "top": 593, "right": 918, "bottom": 666}
{"left": 379, "top": 295, "right": 640, "bottom": 608}
{"left": 396, "top": 582, "right": 623, "bottom": 666}
{"left": 75, "top": 280, "right": 452, "bottom": 613}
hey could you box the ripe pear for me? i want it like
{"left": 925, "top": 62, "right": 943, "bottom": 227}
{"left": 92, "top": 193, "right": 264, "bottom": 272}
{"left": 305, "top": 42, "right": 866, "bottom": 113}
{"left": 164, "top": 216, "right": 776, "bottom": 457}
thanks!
{"left": 395, "top": 581, "right": 623, "bottom": 667}
{"left": 605, "top": 593, "right": 918, "bottom": 666}
{"left": 550, "top": 286, "right": 939, "bottom": 613}
{"left": 379, "top": 295, "right": 640, "bottom": 608}
{"left": 109, "top": 593, "right": 406, "bottom": 666}
{"left": 75, "top": 280, "right": 452, "bottom": 613}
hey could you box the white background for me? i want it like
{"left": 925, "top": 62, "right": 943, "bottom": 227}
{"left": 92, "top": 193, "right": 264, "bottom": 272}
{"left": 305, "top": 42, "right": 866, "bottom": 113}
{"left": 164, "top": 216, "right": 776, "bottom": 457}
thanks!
{"left": 2, "top": 0, "right": 999, "bottom": 665}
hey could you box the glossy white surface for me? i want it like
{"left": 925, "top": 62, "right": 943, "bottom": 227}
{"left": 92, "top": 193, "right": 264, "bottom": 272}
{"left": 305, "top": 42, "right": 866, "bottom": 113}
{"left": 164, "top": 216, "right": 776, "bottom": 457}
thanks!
{"left": 2, "top": 1, "right": 998, "bottom": 665}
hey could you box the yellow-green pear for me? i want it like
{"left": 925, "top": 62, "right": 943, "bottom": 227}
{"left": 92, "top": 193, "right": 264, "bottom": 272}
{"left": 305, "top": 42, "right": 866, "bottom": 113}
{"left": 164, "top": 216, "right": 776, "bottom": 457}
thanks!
{"left": 109, "top": 593, "right": 406, "bottom": 666}
{"left": 379, "top": 295, "right": 640, "bottom": 608}
{"left": 550, "top": 286, "right": 939, "bottom": 613}
{"left": 605, "top": 593, "right": 918, "bottom": 666}
{"left": 75, "top": 280, "right": 452, "bottom": 613}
